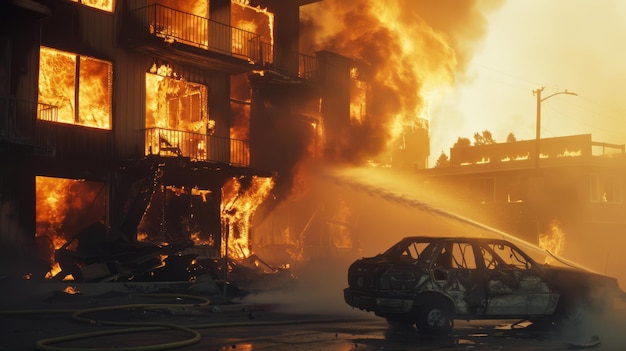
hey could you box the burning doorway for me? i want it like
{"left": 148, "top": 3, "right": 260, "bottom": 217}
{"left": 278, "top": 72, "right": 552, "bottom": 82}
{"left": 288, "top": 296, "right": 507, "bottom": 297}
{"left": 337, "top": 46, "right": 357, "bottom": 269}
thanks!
{"left": 145, "top": 69, "right": 210, "bottom": 160}
{"left": 34, "top": 176, "right": 107, "bottom": 279}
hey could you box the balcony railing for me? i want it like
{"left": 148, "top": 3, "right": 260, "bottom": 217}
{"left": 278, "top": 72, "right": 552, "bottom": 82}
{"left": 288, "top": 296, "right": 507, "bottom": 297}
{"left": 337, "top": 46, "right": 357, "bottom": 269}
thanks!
{"left": 126, "top": 4, "right": 318, "bottom": 80}
{"left": 129, "top": 4, "right": 261, "bottom": 62}
{"left": 0, "top": 96, "right": 38, "bottom": 146}
{"left": 259, "top": 42, "right": 318, "bottom": 79}
{"left": 144, "top": 127, "right": 250, "bottom": 167}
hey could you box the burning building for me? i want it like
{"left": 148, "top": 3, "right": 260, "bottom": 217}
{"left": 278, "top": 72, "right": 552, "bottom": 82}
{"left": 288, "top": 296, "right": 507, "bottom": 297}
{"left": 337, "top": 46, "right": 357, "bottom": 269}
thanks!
{"left": 2, "top": 0, "right": 624, "bottom": 292}
{"left": 1, "top": 0, "right": 398, "bottom": 283}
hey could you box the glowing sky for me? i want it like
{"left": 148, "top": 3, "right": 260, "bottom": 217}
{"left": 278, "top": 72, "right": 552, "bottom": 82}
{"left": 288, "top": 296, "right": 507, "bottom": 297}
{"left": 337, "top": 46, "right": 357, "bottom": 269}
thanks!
{"left": 430, "top": 0, "right": 626, "bottom": 165}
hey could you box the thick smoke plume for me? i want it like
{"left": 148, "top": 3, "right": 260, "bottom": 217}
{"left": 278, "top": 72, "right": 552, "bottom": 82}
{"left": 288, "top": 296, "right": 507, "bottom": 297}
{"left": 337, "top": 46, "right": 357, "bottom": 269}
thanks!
{"left": 300, "top": 0, "right": 503, "bottom": 162}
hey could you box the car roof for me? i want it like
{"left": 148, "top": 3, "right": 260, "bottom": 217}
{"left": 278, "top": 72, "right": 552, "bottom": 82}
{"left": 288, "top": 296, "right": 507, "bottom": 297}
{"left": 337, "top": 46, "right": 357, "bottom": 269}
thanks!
{"left": 401, "top": 236, "right": 509, "bottom": 243}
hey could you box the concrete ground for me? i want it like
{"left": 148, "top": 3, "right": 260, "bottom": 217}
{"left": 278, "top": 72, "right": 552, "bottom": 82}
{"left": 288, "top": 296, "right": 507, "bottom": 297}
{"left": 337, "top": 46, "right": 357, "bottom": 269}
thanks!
{"left": 0, "top": 277, "right": 312, "bottom": 350}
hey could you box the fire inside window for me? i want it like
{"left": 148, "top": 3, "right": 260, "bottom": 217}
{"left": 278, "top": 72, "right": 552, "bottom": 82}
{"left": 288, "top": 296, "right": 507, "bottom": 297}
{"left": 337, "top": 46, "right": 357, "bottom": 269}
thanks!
{"left": 145, "top": 71, "right": 208, "bottom": 158}
{"left": 590, "top": 174, "right": 623, "bottom": 204}
{"left": 38, "top": 46, "right": 112, "bottom": 130}
{"left": 70, "top": 0, "right": 114, "bottom": 12}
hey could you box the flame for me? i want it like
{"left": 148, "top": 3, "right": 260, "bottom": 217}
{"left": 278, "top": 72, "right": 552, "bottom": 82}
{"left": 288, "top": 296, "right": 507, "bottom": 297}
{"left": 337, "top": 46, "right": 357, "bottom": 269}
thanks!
{"left": 222, "top": 176, "right": 274, "bottom": 259}
{"left": 35, "top": 176, "right": 106, "bottom": 278}
{"left": 145, "top": 69, "right": 208, "bottom": 157}
{"left": 38, "top": 47, "right": 112, "bottom": 129}
{"left": 70, "top": 0, "right": 113, "bottom": 12}
{"left": 63, "top": 286, "right": 80, "bottom": 295}
{"left": 299, "top": 1, "right": 500, "bottom": 162}
{"left": 538, "top": 220, "right": 566, "bottom": 264}
{"left": 232, "top": 1, "right": 274, "bottom": 46}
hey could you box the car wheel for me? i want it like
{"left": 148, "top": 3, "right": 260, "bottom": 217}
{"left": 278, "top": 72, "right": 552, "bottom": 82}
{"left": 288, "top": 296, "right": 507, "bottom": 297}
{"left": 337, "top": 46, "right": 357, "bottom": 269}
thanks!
{"left": 416, "top": 303, "right": 453, "bottom": 334}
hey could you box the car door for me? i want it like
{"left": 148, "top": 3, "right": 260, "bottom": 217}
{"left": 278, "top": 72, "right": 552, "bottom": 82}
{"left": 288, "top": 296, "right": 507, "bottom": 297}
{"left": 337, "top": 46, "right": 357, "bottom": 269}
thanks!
{"left": 431, "top": 241, "right": 487, "bottom": 315}
{"left": 479, "top": 242, "right": 557, "bottom": 316}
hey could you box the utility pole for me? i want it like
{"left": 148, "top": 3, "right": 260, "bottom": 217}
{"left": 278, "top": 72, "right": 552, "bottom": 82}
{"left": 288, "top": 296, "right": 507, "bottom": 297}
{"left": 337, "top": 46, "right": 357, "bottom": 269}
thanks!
{"left": 533, "top": 87, "right": 578, "bottom": 168}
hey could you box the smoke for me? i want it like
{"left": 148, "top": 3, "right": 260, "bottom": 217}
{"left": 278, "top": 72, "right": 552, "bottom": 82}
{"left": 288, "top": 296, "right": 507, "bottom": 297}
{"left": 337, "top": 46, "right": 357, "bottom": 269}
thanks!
{"left": 300, "top": 0, "right": 504, "bottom": 161}
{"left": 431, "top": 0, "right": 626, "bottom": 164}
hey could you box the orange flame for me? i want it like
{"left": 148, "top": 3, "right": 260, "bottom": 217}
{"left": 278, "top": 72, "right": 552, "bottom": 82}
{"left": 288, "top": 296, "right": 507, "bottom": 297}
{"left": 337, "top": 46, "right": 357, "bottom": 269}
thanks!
{"left": 35, "top": 176, "right": 106, "bottom": 278}
{"left": 145, "top": 69, "right": 209, "bottom": 157}
{"left": 300, "top": 1, "right": 474, "bottom": 161}
{"left": 70, "top": 0, "right": 113, "bottom": 12}
{"left": 38, "top": 47, "right": 112, "bottom": 129}
{"left": 538, "top": 220, "right": 566, "bottom": 264}
{"left": 222, "top": 176, "right": 274, "bottom": 259}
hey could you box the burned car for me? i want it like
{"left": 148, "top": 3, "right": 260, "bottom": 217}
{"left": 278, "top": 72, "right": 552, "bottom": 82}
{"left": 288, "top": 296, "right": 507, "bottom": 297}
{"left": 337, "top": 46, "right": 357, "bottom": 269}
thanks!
{"left": 343, "top": 236, "right": 625, "bottom": 334}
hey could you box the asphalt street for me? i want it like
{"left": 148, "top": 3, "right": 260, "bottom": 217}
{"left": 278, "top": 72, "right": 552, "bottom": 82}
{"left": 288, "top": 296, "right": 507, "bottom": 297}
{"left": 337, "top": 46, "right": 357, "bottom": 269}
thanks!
{"left": 2, "top": 279, "right": 626, "bottom": 350}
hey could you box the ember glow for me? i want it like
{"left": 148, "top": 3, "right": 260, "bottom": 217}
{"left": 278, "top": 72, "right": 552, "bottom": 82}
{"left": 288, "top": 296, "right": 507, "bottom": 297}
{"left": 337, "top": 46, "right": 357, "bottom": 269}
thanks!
{"left": 38, "top": 46, "right": 112, "bottom": 129}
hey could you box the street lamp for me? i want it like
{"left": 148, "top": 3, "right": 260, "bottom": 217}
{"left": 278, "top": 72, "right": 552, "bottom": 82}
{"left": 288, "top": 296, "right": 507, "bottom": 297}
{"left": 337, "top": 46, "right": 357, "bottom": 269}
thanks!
{"left": 533, "top": 86, "right": 578, "bottom": 167}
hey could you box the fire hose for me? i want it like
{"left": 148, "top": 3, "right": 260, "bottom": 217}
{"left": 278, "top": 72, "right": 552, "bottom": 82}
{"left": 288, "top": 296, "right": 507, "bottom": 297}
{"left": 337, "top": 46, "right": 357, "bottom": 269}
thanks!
{"left": 1, "top": 293, "right": 342, "bottom": 351}
{"left": 0, "top": 293, "right": 209, "bottom": 351}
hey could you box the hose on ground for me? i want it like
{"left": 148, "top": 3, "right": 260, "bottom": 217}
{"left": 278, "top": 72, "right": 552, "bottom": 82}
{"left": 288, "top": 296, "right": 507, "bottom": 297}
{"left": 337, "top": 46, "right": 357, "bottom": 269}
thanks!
{"left": 3, "top": 293, "right": 208, "bottom": 351}
{"left": 2, "top": 293, "right": 345, "bottom": 351}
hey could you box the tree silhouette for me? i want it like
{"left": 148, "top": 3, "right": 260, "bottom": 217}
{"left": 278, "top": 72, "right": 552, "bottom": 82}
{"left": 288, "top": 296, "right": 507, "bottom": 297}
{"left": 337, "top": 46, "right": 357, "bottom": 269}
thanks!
{"left": 434, "top": 151, "right": 450, "bottom": 168}
{"left": 473, "top": 130, "right": 495, "bottom": 145}
{"left": 506, "top": 132, "right": 517, "bottom": 142}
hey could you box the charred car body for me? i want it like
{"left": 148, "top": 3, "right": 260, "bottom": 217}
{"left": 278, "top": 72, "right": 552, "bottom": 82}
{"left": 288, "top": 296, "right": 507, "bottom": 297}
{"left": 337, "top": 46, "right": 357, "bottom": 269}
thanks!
{"left": 343, "top": 236, "right": 625, "bottom": 334}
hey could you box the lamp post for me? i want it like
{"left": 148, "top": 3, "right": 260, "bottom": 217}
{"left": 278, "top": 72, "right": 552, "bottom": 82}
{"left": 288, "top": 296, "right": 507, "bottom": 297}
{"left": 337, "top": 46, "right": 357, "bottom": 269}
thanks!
{"left": 533, "top": 86, "right": 578, "bottom": 168}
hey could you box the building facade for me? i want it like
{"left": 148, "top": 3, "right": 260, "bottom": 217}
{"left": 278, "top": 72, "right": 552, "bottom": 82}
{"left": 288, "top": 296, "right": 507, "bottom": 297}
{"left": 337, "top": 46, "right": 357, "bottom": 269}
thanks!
{"left": 0, "top": 0, "right": 358, "bottom": 279}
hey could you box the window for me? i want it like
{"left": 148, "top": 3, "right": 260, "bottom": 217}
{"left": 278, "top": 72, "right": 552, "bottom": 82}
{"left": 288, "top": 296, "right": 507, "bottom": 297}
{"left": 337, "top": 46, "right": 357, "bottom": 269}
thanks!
{"left": 469, "top": 178, "right": 495, "bottom": 204}
{"left": 590, "top": 174, "right": 623, "bottom": 204}
{"left": 38, "top": 47, "right": 112, "bottom": 129}
{"left": 145, "top": 71, "right": 209, "bottom": 158}
{"left": 70, "top": 0, "right": 114, "bottom": 12}
{"left": 481, "top": 242, "right": 530, "bottom": 270}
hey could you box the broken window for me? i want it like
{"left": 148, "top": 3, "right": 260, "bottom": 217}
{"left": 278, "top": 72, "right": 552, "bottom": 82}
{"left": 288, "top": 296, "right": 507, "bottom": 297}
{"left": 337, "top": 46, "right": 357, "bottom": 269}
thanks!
{"left": 451, "top": 242, "right": 477, "bottom": 269}
{"left": 481, "top": 243, "right": 530, "bottom": 270}
{"left": 400, "top": 241, "right": 430, "bottom": 261}
{"left": 590, "top": 174, "right": 623, "bottom": 204}
{"left": 38, "top": 47, "right": 112, "bottom": 129}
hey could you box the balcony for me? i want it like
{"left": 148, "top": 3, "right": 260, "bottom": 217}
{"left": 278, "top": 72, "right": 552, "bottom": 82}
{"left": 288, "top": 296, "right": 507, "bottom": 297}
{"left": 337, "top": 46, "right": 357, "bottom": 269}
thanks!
{"left": 259, "top": 42, "right": 318, "bottom": 80}
{"left": 144, "top": 127, "right": 250, "bottom": 167}
{"left": 122, "top": 4, "right": 319, "bottom": 79}
{"left": 123, "top": 4, "right": 261, "bottom": 73}
{"left": 0, "top": 96, "right": 37, "bottom": 148}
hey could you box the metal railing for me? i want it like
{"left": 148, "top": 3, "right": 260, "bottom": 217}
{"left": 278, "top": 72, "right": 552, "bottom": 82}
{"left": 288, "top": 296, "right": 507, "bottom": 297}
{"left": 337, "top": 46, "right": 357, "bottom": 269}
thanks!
{"left": 37, "top": 102, "right": 59, "bottom": 122}
{"left": 259, "top": 42, "right": 318, "bottom": 79}
{"left": 127, "top": 5, "right": 318, "bottom": 79}
{"left": 144, "top": 127, "right": 250, "bottom": 166}
{"left": 0, "top": 96, "right": 37, "bottom": 145}
{"left": 130, "top": 4, "right": 261, "bottom": 61}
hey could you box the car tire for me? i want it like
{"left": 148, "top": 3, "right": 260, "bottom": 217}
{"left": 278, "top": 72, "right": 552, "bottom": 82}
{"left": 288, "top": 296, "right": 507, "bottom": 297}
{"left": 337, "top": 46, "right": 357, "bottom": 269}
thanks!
{"left": 416, "top": 302, "right": 453, "bottom": 334}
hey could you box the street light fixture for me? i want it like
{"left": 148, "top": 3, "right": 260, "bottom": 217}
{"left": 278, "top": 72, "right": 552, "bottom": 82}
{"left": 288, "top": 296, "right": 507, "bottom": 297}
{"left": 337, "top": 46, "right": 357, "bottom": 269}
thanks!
{"left": 533, "top": 86, "right": 578, "bottom": 167}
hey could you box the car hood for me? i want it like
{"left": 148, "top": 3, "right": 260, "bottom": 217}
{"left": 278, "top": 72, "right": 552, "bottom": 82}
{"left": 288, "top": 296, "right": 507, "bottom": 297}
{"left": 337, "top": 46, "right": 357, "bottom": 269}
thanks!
{"left": 540, "top": 264, "right": 623, "bottom": 298}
